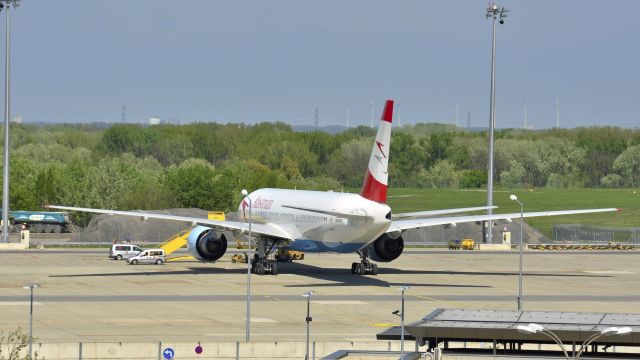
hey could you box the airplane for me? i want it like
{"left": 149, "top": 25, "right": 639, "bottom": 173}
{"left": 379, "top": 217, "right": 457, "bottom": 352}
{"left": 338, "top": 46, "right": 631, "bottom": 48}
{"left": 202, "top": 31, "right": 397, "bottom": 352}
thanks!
{"left": 47, "top": 99, "right": 617, "bottom": 276}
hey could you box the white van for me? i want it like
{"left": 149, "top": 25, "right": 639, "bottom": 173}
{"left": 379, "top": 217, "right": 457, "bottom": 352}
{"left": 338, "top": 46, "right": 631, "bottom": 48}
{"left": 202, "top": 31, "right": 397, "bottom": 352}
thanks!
{"left": 109, "top": 244, "right": 143, "bottom": 260}
{"left": 127, "top": 249, "right": 166, "bottom": 265}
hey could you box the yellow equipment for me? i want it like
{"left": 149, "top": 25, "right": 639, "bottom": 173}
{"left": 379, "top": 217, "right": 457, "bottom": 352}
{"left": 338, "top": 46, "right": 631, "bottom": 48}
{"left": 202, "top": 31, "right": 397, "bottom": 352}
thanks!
{"left": 461, "top": 239, "right": 474, "bottom": 250}
{"left": 231, "top": 252, "right": 248, "bottom": 263}
{"left": 159, "top": 230, "right": 190, "bottom": 255}
{"left": 208, "top": 211, "right": 225, "bottom": 220}
{"left": 448, "top": 239, "right": 474, "bottom": 250}
{"left": 276, "top": 249, "right": 304, "bottom": 262}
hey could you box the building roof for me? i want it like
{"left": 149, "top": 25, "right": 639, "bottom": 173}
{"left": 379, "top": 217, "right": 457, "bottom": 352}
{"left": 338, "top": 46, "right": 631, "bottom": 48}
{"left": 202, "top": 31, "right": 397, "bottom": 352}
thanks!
{"left": 378, "top": 308, "right": 639, "bottom": 346}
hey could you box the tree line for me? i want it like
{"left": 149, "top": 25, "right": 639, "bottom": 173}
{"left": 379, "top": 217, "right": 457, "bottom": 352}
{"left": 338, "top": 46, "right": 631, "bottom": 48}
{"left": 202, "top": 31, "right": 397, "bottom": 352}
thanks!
{"left": 3, "top": 122, "right": 640, "bottom": 222}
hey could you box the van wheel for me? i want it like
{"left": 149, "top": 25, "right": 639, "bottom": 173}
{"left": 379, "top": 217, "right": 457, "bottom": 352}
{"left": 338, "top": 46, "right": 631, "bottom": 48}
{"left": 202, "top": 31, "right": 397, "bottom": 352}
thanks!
{"left": 155, "top": 259, "right": 163, "bottom": 265}
{"left": 131, "top": 259, "right": 138, "bottom": 265}
{"left": 116, "top": 255, "right": 122, "bottom": 260}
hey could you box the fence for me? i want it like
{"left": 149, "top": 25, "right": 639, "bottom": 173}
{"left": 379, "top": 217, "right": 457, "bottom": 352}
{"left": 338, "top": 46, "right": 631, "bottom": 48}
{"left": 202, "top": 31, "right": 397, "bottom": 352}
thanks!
{"left": 5, "top": 340, "right": 401, "bottom": 360}
{"left": 552, "top": 224, "right": 640, "bottom": 244}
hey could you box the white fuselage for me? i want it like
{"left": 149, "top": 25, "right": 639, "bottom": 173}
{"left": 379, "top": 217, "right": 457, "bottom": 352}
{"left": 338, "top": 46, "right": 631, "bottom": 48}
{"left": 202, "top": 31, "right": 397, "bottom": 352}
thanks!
{"left": 239, "top": 188, "right": 392, "bottom": 252}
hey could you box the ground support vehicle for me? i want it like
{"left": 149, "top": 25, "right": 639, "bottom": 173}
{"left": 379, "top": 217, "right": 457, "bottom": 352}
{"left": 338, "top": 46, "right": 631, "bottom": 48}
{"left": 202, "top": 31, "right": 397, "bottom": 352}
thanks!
{"left": 109, "top": 243, "right": 143, "bottom": 260}
{"left": 127, "top": 249, "right": 166, "bottom": 265}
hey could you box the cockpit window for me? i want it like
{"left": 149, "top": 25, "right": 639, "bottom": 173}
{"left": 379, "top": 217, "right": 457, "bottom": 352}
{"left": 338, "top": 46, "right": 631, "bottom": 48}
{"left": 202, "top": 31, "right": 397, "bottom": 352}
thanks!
{"left": 386, "top": 211, "right": 392, "bottom": 220}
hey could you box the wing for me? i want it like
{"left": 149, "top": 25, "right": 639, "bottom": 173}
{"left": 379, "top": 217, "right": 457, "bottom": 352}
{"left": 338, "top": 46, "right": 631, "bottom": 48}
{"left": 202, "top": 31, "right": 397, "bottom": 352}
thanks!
{"left": 392, "top": 206, "right": 497, "bottom": 220}
{"left": 45, "top": 205, "right": 296, "bottom": 241}
{"left": 388, "top": 208, "right": 619, "bottom": 234}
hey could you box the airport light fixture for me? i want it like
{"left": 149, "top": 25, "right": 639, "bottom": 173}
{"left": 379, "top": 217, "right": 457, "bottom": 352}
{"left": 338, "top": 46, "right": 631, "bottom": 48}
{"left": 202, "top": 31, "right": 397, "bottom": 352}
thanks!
{"left": 516, "top": 323, "right": 570, "bottom": 360}
{"left": 575, "top": 327, "right": 632, "bottom": 359}
{"left": 484, "top": 2, "right": 508, "bottom": 245}
{"left": 517, "top": 323, "right": 633, "bottom": 359}
{"left": 22, "top": 283, "right": 40, "bottom": 360}
{"left": 396, "top": 286, "right": 410, "bottom": 359}
{"left": 509, "top": 194, "right": 524, "bottom": 311}
{"left": 241, "top": 189, "right": 252, "bottom": 342}
{"left": 302, "top": 290, "right": 315, "bottom": 360}
{"left": 0, "top": 0, "right": 19, "bottom": 243}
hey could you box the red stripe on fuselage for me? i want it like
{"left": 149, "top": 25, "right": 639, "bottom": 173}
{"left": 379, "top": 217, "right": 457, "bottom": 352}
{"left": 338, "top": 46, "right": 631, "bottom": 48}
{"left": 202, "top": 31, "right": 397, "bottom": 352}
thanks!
{"left": 360, "top": 170, "right": 387, "bottom": 203}
{"left": 381, "top": 100, "right": 394, "bottom": 123}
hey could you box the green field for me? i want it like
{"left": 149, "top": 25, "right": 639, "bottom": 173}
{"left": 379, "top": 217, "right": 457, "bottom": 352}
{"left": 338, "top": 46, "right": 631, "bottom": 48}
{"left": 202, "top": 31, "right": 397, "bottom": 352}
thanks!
{"left": 385, "top": 188, "right": 637, "bottom": 237}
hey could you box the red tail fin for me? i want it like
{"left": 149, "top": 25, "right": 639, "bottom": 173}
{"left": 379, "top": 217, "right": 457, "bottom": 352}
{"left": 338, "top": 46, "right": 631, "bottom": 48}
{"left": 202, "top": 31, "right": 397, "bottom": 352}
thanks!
{"left": 360, "top": 100, "right": 393, "bottom": 203}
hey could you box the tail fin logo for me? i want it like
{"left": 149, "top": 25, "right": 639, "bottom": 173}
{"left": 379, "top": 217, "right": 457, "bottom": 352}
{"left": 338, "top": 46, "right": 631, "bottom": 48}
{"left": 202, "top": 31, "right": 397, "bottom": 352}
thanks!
{"left": 375, "top": 141, "right": 387, "bottom": 159}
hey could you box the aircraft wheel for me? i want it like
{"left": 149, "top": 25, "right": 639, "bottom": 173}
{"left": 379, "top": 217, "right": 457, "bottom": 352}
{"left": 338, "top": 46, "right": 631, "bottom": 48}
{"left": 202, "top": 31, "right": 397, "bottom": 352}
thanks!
{"left": 255, "top": 262, "right": 265, "bottom": 275}
{"left": 370, "top": 264, "right": 378, "bottom": 275}
{"left": 351, "top": 262, "right": 358, "bottom": 274}
{"left": 270, "top": 262, "right": 278, "bottom": 275}
{"left": 354, "top": 263, "right": 364, "bottom": 275}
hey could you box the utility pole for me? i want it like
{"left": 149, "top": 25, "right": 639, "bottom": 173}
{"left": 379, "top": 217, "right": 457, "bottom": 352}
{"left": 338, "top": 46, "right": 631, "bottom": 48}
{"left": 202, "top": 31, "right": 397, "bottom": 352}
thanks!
{"left": 1, "top": 0, "right": 19, "bottom": 243}
{"left": 467, "top": 110, "right": 471, "bottom": 128}
{"left": 555, "top": 99, "right": 560, "bottom": 129}
{"left": 455, "top": 104, "right": 459, "bottom": 127}
{"left": 314, "top": 107, "right": 319, "bottom": 128}
{"left": 485, "top": 1, "right": 508, "bottom": 244}
{"left": 121, "top": 105, "right": 126, "bottom": 123}
{"left": 346, "top": 103, "right": 350, "bottom": 128}
{"left": 523, "top": 101, "right": 527, "bottom": 129}
{"left": 370, "top": 100, "right": 374, "bottom": 128}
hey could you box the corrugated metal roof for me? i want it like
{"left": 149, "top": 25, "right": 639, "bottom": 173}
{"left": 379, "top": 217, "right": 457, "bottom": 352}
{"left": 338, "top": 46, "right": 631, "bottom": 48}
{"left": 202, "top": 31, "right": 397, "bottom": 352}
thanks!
{"left": 378, "top": 309, "right": 640, "bottom": 346}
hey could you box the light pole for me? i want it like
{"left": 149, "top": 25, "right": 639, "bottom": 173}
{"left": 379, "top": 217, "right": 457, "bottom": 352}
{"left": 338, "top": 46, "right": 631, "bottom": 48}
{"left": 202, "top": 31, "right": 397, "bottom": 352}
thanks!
{"left": 575, "top": 326, "right": 632, "bottom": 359}
{"left": 393, "top": 286, "right": 410, "bottom": 359}
{"left": 484, "top": 2, "right": 508, "bottom": 244}
{"left": 517, "top": 323, "right": 633, "bottom": 360}
{"left": 510, "top": 194, "right": 524, "bottom": 310}
{"left": 302, "top": 290, "right": 315, "bottom": 360}
{"left": 0, "top": 0, "right": 19, "bottom": 243}
{"left": 241, "top": 189, "right": 252, "bottom": 342}
{"left": 22, "top": 283, "right": 40, "bottom": 359}
{"left": 517, "top": 324, "right": 570, "bottom": 360}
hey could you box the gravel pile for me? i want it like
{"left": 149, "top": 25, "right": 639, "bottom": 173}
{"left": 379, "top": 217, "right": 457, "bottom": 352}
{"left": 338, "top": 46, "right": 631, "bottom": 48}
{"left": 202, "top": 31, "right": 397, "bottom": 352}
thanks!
{"left": 73, "top": 208, "right": 209, "bottom": 243}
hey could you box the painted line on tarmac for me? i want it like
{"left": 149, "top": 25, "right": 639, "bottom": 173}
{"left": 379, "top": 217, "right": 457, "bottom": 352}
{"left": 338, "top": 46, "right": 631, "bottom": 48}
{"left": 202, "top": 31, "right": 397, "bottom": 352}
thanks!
{"left": 0, "top": 301, "right": 44, "bottom": 306}
{"left": 313, "top": 300, "right": 368, "bottom": 305}
{"left": 1, "top": 294, "right": 638, "bottom": 302}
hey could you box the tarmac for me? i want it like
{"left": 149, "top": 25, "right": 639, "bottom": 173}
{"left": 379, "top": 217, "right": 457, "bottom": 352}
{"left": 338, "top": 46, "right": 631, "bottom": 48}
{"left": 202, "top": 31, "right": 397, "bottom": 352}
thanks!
{"left": 1, "top": 248, "right": 639, "bottom": 342}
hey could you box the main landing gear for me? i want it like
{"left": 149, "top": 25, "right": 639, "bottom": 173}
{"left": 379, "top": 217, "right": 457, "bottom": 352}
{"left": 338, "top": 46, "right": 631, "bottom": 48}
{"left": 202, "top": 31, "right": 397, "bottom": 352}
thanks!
{"left": 351, "top": 249, "right": 378, "bottom": 275}
{"left": 250, "top": 238, "right": 279, "bottom": 275}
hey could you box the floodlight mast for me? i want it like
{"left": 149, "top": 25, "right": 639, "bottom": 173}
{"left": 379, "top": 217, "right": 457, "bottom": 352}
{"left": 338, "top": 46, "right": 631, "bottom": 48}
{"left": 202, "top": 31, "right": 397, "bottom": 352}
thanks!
{"left": 484, "top": 2, "right": 508, "bottom": 244}
{"left": 1, "top": 0, "right": 18, "bottom": 243}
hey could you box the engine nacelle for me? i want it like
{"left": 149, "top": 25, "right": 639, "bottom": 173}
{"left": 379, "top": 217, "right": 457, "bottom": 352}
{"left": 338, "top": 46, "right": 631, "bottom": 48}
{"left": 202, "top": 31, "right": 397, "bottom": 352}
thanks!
{"left": 187, "top": 225, "right": 228, "bottom": 262}
{"left": 366, "top": 233, "right": 404, "bottom": 263}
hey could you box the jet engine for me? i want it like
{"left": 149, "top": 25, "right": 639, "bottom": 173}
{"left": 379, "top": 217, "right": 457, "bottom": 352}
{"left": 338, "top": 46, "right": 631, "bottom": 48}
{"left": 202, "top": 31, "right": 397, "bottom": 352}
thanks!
{"left": 366, "top": 233, "right": 404, "bottom": 262}
{"left": 186, "top": 225, "right": 228, "bottom": 262}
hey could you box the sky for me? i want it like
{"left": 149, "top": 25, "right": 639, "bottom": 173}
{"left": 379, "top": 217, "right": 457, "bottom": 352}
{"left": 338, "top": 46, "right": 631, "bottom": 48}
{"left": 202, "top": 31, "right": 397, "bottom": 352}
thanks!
{"left": 7, "top": 0, "right": 640, "bottom": 128}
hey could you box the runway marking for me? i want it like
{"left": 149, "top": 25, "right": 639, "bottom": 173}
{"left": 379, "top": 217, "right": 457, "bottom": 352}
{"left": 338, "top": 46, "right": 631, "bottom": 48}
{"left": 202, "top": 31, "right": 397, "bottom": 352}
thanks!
{"left": 0, "top": 301, "right": 43, "bottom": 306}
{"left": 313, "top": 300, "right": 368, "bottom": 305}
{"left": 584, "top": 270, "right": 634, "bottom": 274}
{"left": 204, "top": 333, "right": 374, "bottom": 336}
{"left": 369, "top": 323, "right": 397, "bottom": 327}
{"left": 243, "top": 317, "right": 277, "bottom": 323}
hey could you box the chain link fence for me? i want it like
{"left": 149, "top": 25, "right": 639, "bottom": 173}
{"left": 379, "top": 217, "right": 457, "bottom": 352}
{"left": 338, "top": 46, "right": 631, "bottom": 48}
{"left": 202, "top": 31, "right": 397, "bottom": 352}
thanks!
{"left": 553, "top": 224, "right": 640, "bottom": 244}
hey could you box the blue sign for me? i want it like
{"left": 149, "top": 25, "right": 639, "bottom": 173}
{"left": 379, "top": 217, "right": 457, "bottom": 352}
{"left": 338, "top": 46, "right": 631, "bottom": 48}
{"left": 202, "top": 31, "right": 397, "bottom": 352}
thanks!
{"left": 163, "top": 348, "right": 175, "bottom": 360}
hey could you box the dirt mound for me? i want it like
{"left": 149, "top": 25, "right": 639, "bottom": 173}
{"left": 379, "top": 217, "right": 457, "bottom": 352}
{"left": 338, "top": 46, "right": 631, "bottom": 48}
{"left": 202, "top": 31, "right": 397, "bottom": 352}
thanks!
{"left": 73, "top": 208, "right": 209, "bottom": 243}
